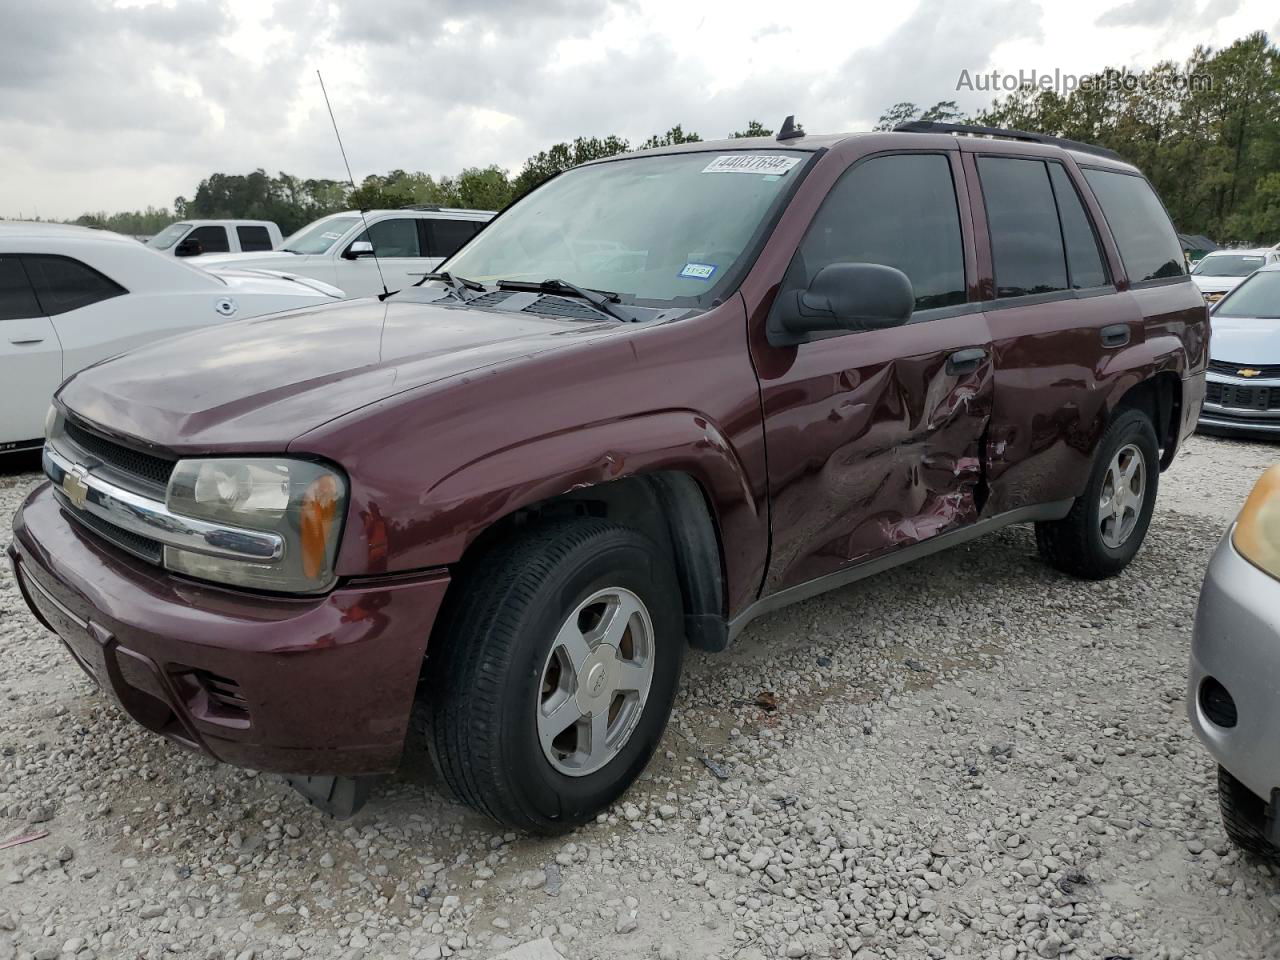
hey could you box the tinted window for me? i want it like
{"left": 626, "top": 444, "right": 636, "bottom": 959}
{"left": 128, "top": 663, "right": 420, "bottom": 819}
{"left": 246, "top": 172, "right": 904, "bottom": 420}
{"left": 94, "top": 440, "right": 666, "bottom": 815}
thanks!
{"left": 796, "top": 153, "right": 966, "bottom": 311}
{"left": 187, "top": 225, "right": 230, "bottom": 254}
{"left": 1083, "top": 169, "right": 1185, "bottom": 283}
{"left": 427, "top": 219, "right": 479, "bottom": 258}
{"left": 978, "top": 157, "right": 1068, "bottom": 298}
{"left": 236, "top": 225, "right": 273, "bottom": 252}
{"left": 0, "top": 256, "right": 42, "bottom": 321}
{"left": 1214, "top": 271, "right": 1280, "bottom": 319}
{"left": 355, "top": 218, "right": 421, "bottom": 257}
{"left": 22, "top": 255, "right": 127, "bottom": 315}
{"left": 1048, "top": 164, "right": 1108, "bottom": 289}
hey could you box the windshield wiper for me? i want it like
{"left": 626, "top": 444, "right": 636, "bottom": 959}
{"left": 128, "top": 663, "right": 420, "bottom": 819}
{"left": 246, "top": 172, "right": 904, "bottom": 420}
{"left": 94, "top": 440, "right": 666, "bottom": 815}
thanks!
{"left": 496, "top": 278, "right": 636, "bottom": 322}
{"left": 412, "top": 271, "right": 488, "bottom": 302}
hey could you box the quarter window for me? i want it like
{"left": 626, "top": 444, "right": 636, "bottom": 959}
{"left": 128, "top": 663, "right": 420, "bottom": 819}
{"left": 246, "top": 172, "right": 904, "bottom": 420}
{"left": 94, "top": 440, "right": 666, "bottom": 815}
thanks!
{"left": 0, "top": 256, "right": 42, "bottom": 321}
{"left": 977, "top": 156, "right": 1068, "bottom": 298}
{"left": 1082, "top": 168, "right": 1185, "bottom": 283}
{"left": 355, "top": 218, "right": 421, "bottom": 257}
{"left": 427, "top": 219, "right": 480, "bottom": 259}
{"left": 187, "top": 225, "right": 231, "bottom": 254}
{"left": 795, "top": 153, "right": 966, "bottom": 312}
{"left": 236, "top": 225, "right": 273, "bottom": 252}
{"left": 21, "top": 255, "right": 127, "bottom": 315}
{"left": 1047, "top": 164, "right": 1109, "bottom": 289}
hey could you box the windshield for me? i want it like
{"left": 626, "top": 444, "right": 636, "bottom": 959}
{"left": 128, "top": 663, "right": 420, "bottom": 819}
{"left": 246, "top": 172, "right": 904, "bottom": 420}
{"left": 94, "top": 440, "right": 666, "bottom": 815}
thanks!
{"left": 147, "top": 222, "right": 191, "bottom": 250}
{"left": 1215, "top": 271, "right": 1280, "bottom": 319}
{"left": 281, "top": 216, "right": 361, "bottom": 255}
{"left": 1193, "top": 253, "right": 1268, "bottom": 278}
{"left": 442, "top": 150, "right": 810, "bottom": 305}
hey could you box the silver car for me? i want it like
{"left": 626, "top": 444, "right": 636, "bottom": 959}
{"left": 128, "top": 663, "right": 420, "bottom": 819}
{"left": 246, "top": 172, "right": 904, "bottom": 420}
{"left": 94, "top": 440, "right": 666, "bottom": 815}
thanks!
{"left": 1198, "top": 262, "right": 1280, "bottom": 436}
{"left": 1191, "top": 247, "right": 1279, "bottom": 306}
{"left": 1189, "top": 466, "right": 1280, "bottom": 856}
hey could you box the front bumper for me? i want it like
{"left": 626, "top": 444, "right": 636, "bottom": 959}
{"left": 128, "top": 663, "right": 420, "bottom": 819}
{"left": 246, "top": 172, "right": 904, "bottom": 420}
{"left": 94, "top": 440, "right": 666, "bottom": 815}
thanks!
{"left": 1197, "top": 372, "right": 1280, "bottom": 435}
{"left": 1188, "top": 529, "right": 1280, "bottom": 806}
{"left": 9, "top": 482, "right": 449, "bottom": 776}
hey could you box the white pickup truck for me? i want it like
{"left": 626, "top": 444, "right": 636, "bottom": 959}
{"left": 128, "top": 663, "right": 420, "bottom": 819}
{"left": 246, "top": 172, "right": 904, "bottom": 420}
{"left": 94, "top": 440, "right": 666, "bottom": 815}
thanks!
{"left": 198, "top": 207, "right": 495, "bottom": 299}
{"left": 146, "top": 220, "right": 284, "bottom": 258}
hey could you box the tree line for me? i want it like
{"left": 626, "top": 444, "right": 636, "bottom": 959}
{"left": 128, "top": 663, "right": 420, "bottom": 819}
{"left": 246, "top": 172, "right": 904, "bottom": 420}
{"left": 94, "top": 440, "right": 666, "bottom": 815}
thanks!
{"left": 69, "top": 32, "right": 1277, "bottom": 243}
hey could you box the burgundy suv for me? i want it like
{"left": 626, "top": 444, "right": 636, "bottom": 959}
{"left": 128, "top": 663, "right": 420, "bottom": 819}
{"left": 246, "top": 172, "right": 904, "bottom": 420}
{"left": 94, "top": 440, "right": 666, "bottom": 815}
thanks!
{"left": 9, "top": 121, "right": 1206, "bottom": 832}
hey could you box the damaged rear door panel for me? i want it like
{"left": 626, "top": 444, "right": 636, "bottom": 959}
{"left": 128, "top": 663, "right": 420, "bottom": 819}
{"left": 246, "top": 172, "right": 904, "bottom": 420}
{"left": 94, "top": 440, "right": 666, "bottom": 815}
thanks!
{"left": 748, "top": 150, "right": 995, "bottom": 594}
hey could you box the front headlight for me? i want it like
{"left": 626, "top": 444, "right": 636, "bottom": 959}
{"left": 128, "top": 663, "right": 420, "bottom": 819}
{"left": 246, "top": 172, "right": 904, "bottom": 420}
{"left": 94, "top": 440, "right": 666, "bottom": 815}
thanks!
{"left": 1233, "top": 465, "right": 1280, "bottom": 581}
{"left": 164, "top": 458, "right": 347, "bottom": 593}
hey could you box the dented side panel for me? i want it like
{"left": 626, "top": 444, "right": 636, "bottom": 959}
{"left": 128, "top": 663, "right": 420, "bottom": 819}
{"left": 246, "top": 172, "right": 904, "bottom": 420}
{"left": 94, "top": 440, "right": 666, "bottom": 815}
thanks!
{"left": 749, "top": 310, "right": 995, "bottom": 594}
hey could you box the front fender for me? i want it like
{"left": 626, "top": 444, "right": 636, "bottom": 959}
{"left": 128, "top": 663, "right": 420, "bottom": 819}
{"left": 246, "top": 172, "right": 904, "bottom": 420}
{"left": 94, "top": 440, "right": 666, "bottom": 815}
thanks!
{"left": 344, "top": 409, "right": 767, "bottom": 608}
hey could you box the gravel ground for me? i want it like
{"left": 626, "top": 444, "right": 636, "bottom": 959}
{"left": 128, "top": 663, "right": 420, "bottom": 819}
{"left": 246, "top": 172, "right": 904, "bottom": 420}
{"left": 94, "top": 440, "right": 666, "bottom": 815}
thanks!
{"left": 2, "top": 433, "right": 1279, "bottom": 960}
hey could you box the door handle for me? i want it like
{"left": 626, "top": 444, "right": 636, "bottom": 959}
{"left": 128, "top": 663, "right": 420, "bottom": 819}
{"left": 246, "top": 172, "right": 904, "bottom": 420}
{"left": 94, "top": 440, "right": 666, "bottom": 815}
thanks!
{"left": 946, "top": 347, "right": 987, "bottom": 376}
{"left": 8, "top": 338, "right": 44, "bottom": 345}
{"left": 1100, "top": 324, "right": 1130, "bottom": 348}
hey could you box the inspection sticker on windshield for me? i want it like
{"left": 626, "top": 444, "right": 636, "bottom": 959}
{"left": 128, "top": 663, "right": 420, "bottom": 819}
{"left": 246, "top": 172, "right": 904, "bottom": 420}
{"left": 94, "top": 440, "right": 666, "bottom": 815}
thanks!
{"left": 701, "top": 155, "right": 800, "bottom": 176}
{"left": 680, "top": 262, "right": 717, "bottom": 280}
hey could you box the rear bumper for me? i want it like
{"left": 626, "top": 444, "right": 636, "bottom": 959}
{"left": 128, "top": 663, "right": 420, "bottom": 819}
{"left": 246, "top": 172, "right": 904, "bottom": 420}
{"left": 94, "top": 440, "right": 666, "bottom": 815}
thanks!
{"left": 1188, "top": 530, "right": 1280, "bottom": 804}
{"left": 9, "top": 482, "right": 449, "bottom": 776}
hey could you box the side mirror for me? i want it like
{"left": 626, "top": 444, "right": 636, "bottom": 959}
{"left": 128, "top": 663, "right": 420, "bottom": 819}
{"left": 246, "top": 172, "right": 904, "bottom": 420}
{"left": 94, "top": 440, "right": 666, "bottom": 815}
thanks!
{"left": 344, "top": 240, "right": 374, "bottom": 260}
{"left": 770, "top": 262, "right": 913, "bottom": 344}
{"left": 175, "top": 236, "right": 203, "bottom": 257}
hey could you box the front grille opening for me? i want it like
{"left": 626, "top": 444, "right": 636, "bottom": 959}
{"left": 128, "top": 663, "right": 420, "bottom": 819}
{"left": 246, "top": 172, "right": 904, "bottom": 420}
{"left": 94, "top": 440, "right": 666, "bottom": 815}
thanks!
{"left": 174, "top": 668, "right": 251, "bottom": 728}
{"left": 1200, "top": 676, "right": 1238, "bottom": 729}
{"left": 63, "top": 418, "right": 175, "bottom": 489}
{"left": 66, "top": 503, "right": 163, "bottom": 564}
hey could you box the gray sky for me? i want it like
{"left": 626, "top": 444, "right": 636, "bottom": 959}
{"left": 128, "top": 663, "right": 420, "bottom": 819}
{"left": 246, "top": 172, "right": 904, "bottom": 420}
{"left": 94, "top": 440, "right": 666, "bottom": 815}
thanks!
{"left": 0, "top": 0, "right": 1271, "bottom": 220}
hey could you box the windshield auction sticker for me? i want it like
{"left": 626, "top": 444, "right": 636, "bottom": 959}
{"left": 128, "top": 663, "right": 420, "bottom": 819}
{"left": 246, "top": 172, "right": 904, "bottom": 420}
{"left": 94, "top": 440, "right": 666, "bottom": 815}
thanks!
{"left": 701, "top": 155, "right": 800, "bottom": 176}
{"left": 679, "top": 262, "right": 717, "bottom": 280}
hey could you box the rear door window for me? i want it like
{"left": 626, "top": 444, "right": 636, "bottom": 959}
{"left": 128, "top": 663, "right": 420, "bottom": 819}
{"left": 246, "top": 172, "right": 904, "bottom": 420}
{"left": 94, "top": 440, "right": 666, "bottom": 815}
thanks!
{"left": 1082, "top": 168, "right": 1185, "bottom": 283}
{"left": 236, "top": 225, "right": 273, "bottom": 252}
{"left": 427, "top": 219, "right": 480, "bottom": 259}
{"left": 1047, "top": 164, "right": 1109, "bottom": 289}
{"left": 0, "top": 256, "right": 43, "bottom": 321}
{"left": 188, "top": 225, "right": 231, "bottom": 254}
{"left": 22, "top": 255, "right": 127, "bottom": 315}
{"left": 977, "top": 156, "right": 1068, "bottom": 298}
{"left": 795, "top": 153, "right": 966, "bottom": 312}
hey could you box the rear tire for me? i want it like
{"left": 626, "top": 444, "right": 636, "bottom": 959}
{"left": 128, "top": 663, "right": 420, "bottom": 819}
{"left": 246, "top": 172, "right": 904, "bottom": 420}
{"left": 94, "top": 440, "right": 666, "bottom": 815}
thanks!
{"left": 1035, "top": 408, "right": 1159, "bottom": 579}
{"left": 1218, "top": 766, "right": 1280, "bottom": 860}
{"left": 422, "top": 518, "right": 684, "bottom": 833}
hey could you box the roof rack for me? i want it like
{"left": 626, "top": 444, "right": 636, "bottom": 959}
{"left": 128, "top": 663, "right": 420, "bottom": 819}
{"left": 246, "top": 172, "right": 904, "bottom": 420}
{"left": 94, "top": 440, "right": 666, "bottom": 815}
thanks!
{"left": 892, "top": 120, "right": 1123, "bottom": 162}
{"left": 406, "top": 204, "right": 441, "bottom": 211}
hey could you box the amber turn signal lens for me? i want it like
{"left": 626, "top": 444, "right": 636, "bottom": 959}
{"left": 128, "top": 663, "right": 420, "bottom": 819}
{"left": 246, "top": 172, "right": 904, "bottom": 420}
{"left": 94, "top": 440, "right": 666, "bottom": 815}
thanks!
{"left": 300, "top": 474, "right": 341, "bottom": 579}
{"left": 1233, "top": 465, "right": 1280, "bottom": 581}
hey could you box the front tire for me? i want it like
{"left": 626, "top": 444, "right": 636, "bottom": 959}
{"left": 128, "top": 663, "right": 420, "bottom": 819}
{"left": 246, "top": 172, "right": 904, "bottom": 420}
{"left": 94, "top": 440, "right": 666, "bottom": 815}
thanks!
{"left": 422, "top": 518, "right": 684, "bottom": 833}
{"left": 1218, "top": 766, "right": 1280, "bottom": 860}
{"left": 1035, "top": 408, "right": 1159, "bottom": 579}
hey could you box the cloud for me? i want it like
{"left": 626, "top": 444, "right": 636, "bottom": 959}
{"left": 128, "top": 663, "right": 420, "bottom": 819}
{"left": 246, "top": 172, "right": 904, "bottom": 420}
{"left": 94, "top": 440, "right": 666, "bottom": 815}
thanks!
{"left": 1096, "top": 0, "right": 1196, "bottom": 27}
{"left": 0, "top": 0, "right": 1272, "bottom": 219}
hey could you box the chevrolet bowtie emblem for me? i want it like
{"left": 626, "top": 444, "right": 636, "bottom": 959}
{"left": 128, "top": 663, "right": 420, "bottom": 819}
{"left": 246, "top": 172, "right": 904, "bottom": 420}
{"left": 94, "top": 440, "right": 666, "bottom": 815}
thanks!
{"left": 1238, "top": 368, "right": 1262, "bottom": 378}
{"left": 62, "top": 466, "right": 90, "bottom": 509}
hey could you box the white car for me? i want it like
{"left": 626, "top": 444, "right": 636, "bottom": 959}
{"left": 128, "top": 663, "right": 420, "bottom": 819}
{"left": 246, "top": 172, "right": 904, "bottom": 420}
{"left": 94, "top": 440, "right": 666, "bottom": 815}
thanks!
{"left": 1191, "top": 247, "right": 1280, "bottom": 305}
{"left": 0, "top": 222, "right": 343, "bottom": 454}
{"left": 146, "top": 220, "right": 284, "bottom": 258}
{"left": 199, "top": 207, "right": 495, "bottom": 299}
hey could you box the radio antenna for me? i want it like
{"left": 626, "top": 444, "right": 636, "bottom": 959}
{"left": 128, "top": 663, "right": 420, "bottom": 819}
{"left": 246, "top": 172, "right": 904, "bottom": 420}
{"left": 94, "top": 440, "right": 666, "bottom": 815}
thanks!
{"left": 317, "top": 69, "right": 391, "bottom": 300}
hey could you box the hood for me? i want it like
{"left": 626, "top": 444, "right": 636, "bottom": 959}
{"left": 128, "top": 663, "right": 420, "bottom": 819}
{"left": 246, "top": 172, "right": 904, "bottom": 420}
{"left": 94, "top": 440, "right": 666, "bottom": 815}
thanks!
{"left": 209, "top": 267, "right": 344, "bottom": 299}
{"left": 58, "top": 298, "right": 615, "bottom": 453}
{"left": 1192, "top": 275, "right": 1245, "bottom": 294}
{"left": 200, "top": 251, "right": 299, "bottom": 268}
{"left": 1209, "top": 314, "right": 1280, "bottom": 366}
